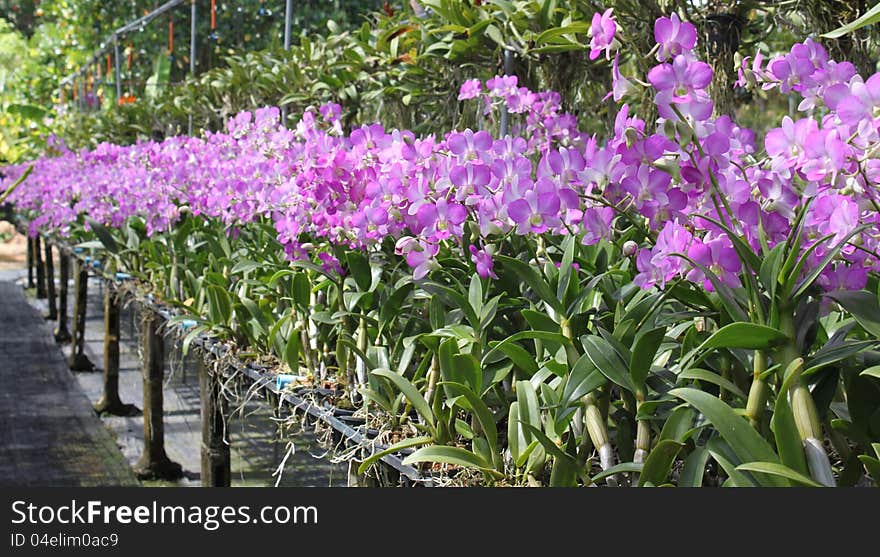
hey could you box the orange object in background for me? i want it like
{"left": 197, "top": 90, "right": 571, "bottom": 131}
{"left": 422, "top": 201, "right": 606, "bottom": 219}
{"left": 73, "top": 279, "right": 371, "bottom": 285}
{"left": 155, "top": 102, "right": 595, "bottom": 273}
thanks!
{"left": 169, "top": 19, "right": 174, "bottom": 54}
{"left": 211, "top": 0, "right": 216, "bottom": 29}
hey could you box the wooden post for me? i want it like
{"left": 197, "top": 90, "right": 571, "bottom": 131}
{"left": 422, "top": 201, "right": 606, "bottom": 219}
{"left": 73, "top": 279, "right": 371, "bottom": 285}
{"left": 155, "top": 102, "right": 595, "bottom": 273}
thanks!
{"left": 135, "top": 309, "right": 183, "bottom": 480}
{"left": 94, "top": 285, "right": 139, "bottom": 416}
{"left": 68, "top": 257, "right": 95, "bottom": 371}
{"left": 34, "top": 235, "right": 46, "bottom": 299}
{"left": 44, "top": 241, "right": 58, "bottom": 320}
{"left": 54, "top": 250, "right": 72, "bottom": 343}
{"left": 198, "top": 355, "right": 230, "bottom": 487}
{"left": 26, "top": 236, "right": 34, "bottom": 289}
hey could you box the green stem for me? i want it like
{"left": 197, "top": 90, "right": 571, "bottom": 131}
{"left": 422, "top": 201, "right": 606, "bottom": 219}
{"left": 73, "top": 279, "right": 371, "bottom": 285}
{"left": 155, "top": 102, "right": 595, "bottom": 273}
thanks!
{"left": 746, "top": 350, "right": 769, "bottom": 428}
{"left": 634, "top": 392, "right": 651, "bottom": 465}
{"left": 778, "top": 310, "right": 836, "bottom": 487}
{"left": 562, "top": 317, "right": 616, "bottom": 484}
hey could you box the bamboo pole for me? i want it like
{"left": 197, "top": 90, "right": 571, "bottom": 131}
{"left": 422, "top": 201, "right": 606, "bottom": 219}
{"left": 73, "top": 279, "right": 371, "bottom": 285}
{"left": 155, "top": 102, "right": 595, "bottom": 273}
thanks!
{"left": 44, "top": 241, "right": 57, "bottom": 320}
{"left": 94, "top": 285, "right": 140, "bottom": 416}
{"left": 68, "top": 257, "right": 95, "bottom": 371}
{"left": 54, "top": 249, "right": 72, "bottom": 343}
{"left": 135, "top": 308, "right": 183, "bottom": 480}
{"left": 26, "top": 235, "right": 34, "bottom": 289}
{"left": 34, "top": 235, "right": 46, "bottom": 299}
{"left": 198, "top": 354, "right": 230, "bottom": 486}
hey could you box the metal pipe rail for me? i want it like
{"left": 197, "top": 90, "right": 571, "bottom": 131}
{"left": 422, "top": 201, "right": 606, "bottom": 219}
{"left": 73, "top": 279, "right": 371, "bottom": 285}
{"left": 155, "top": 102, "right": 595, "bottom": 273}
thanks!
{"left": 60, "top": 0, "right": 188, "bottom": 95}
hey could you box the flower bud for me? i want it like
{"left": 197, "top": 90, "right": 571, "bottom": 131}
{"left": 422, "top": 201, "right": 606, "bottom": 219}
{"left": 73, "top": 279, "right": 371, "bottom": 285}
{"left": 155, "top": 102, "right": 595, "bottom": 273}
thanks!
{"left": 622, "top": 240, "right": 638, "bottom": 256}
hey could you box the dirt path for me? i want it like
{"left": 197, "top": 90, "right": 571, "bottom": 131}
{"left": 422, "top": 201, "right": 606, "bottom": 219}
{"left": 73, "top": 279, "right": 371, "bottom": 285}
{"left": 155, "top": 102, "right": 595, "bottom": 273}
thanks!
{"left": 0, "top": 220, "right": 27, "bottom": 271}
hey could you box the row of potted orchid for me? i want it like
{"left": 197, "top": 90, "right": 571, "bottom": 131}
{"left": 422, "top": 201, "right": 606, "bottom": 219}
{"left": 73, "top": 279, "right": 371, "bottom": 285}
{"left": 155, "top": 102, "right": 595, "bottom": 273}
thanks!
{"left": 3, "top": 11, "right": 880, "bottom": 486}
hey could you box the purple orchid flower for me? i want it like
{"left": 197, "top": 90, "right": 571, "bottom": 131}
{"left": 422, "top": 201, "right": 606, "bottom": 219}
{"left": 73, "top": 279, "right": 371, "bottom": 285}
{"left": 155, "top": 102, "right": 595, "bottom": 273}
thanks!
{"left": 589, "top": 9, "right": 618, "bottom": 61}
{"left": 506, "top": 181, "right": 562, "bottom": 235}
{"left": 469, "top": 244, "right": 499, "bottom": 279}
{"left": 654, "top": 13, "right": 697, "bottom": 61}
{"left": 458, "top": 78, "right": 482, "bottom": 101}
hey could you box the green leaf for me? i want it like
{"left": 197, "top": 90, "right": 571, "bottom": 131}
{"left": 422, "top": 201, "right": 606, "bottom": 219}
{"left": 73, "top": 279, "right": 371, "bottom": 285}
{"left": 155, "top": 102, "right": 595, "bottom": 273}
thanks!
{"left": 630, "top": 326, "right": 666, "bottom": 388}
{"left": 482, "top": 330, "right": 569, "bottom": 366}
{"left": 206, "top": 285, "right": 232, "bottom": 326}
{"left": 0, "top": 165, "right": 32, "bottom": 204}
{"left": 533, "top": 22, "right": 590, "bottom": 45}
{"left": 699, "top": 322, "right": 789, "bottom": 351}
{"left": 230, "top": 259, "right": 261, "bottom": 275}
{"left": 684, "top": 323, "right": 787, "bottom": 371}
{"left": 292, "top": 272, "right": 311, "bottom": 309}
{"left": 674, "top": 253, "right": 749, "bottom": 322}
{"left": 521, "top": 309, "right": 563, "bottom": 354}
{"left": 679, "top": 446, "right": 710, "bottom": 487}
{"left": 759, "top": 242, "right": 786, "bottom": 298}
{"left": 861, "top": 366, "right": 880, "bottom": 379}
{"left": 5, "top": 103, "right": 48, "bottom": 122}
{"left": 497, "top": 255, "right": 564, "bottom": 314}
{"left": 803, "top": 340, "right": 876, "bottom": 376}
{"left": 858, "top": 455, "right": 880, "bottom": 484}
{"left": 590, "top": 462, "right": 643, "bottom": 483}
{"left": 346, "top": 251, "right": 372, "bottom": 291}
{"left": 556, "top": 236, "right": 576, "bottom": 302}
{"left": 485, "top": 24, "right": 505, "bottom": 46}
{"left": 736, "top": 462, "right": 823, "bottom": 487}
{"left": 822, "top": 3, "right": 880, "bottom": 38}
{"left": 284, "top": 327, "right": 301, "bottom": 372}
{"left": 494, "top": 340, "right": 538, "bottom": 376}
{"left": 670, "top": 388, "right": 784, "bottom": 485}
{"left": 658, "top": 406, "right": 696, "bottom": 443}
{"left": 772, "top": 359, "right": 809, "bottom": 476}
{"left": 86, "top": 218, "right": 120, "bottom": 254}
{"left": 373, "top": 369, "right": 434, "bottom": 431}
{"left": 792, "top": 226, "right": 871, "bottom": 298}
{"left": 144, "top": 52, "right": 171, "bottom": 101}
{"left": 678, "top": 368, "right": 747, "bottom": 399}
{"left": 519, "top": 423, "right": 577, "bottom": 465}
{"left": 421, "top": 282, "right": 480, "bottom": 330}
{"left": 557, "top": 354, "right": 606, "bottom": 426}
{"left": 357, "top": 436, "right": 433, "bottom": 475}
{"left": 442, "top": 383, "right": 501, "bottom": 467}
{"left": 507, "top": 403, "right": 526, "bottom": 466}
{"left": 402, "top": 445, "right": 501, "bottom": 477}
{"left": 516, "top": 380, "right": 542, "bottom": 438}
{"left": 696, "top": 214, "right": 763, "bottom": 273}
{"left": 582, "top": 335, "right": 636, "bottom": 393}
{"left": 450, "top": 354, "right": 482, "bottom": 399}
{"left": 824, "top": 290, "right": 880, "bottom": 338}
{"left": 706, "top": 438, "right": 757, "bottom": 487}
{"left": 638, "top": 440, "right": 684, "bottom": 487}
{"left": 468, "top": 275, "right": 483, "bottom": 316}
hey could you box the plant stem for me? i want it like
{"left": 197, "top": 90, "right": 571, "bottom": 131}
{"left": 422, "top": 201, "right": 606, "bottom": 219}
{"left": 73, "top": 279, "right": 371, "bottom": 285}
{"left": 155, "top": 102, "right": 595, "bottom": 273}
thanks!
{"left": 778, "top": 309, "right": 836, "bottom": 487}
{"left": 633, "top": 391, "right": 651, "bottom": 466}
{"left": 561, "top": 317, "right": 616, "bottom": 484}
{"left": 746, "top": 350, "right": 769, "bottom": 428}
{"left": 424, "top": 353, "right": 440, "bottom": 406}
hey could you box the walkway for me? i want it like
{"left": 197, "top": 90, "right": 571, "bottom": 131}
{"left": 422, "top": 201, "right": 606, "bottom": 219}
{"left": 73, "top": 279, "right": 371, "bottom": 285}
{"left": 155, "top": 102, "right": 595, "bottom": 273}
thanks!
{"left": 0, "top": 279, "right": 139, "bottom": 486}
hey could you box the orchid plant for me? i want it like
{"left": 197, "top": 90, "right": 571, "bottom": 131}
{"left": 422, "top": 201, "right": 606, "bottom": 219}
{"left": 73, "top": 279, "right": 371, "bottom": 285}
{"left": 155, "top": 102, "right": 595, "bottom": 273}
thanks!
{"left": 5, "top": 9, "right": 880, "bottom": 487}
